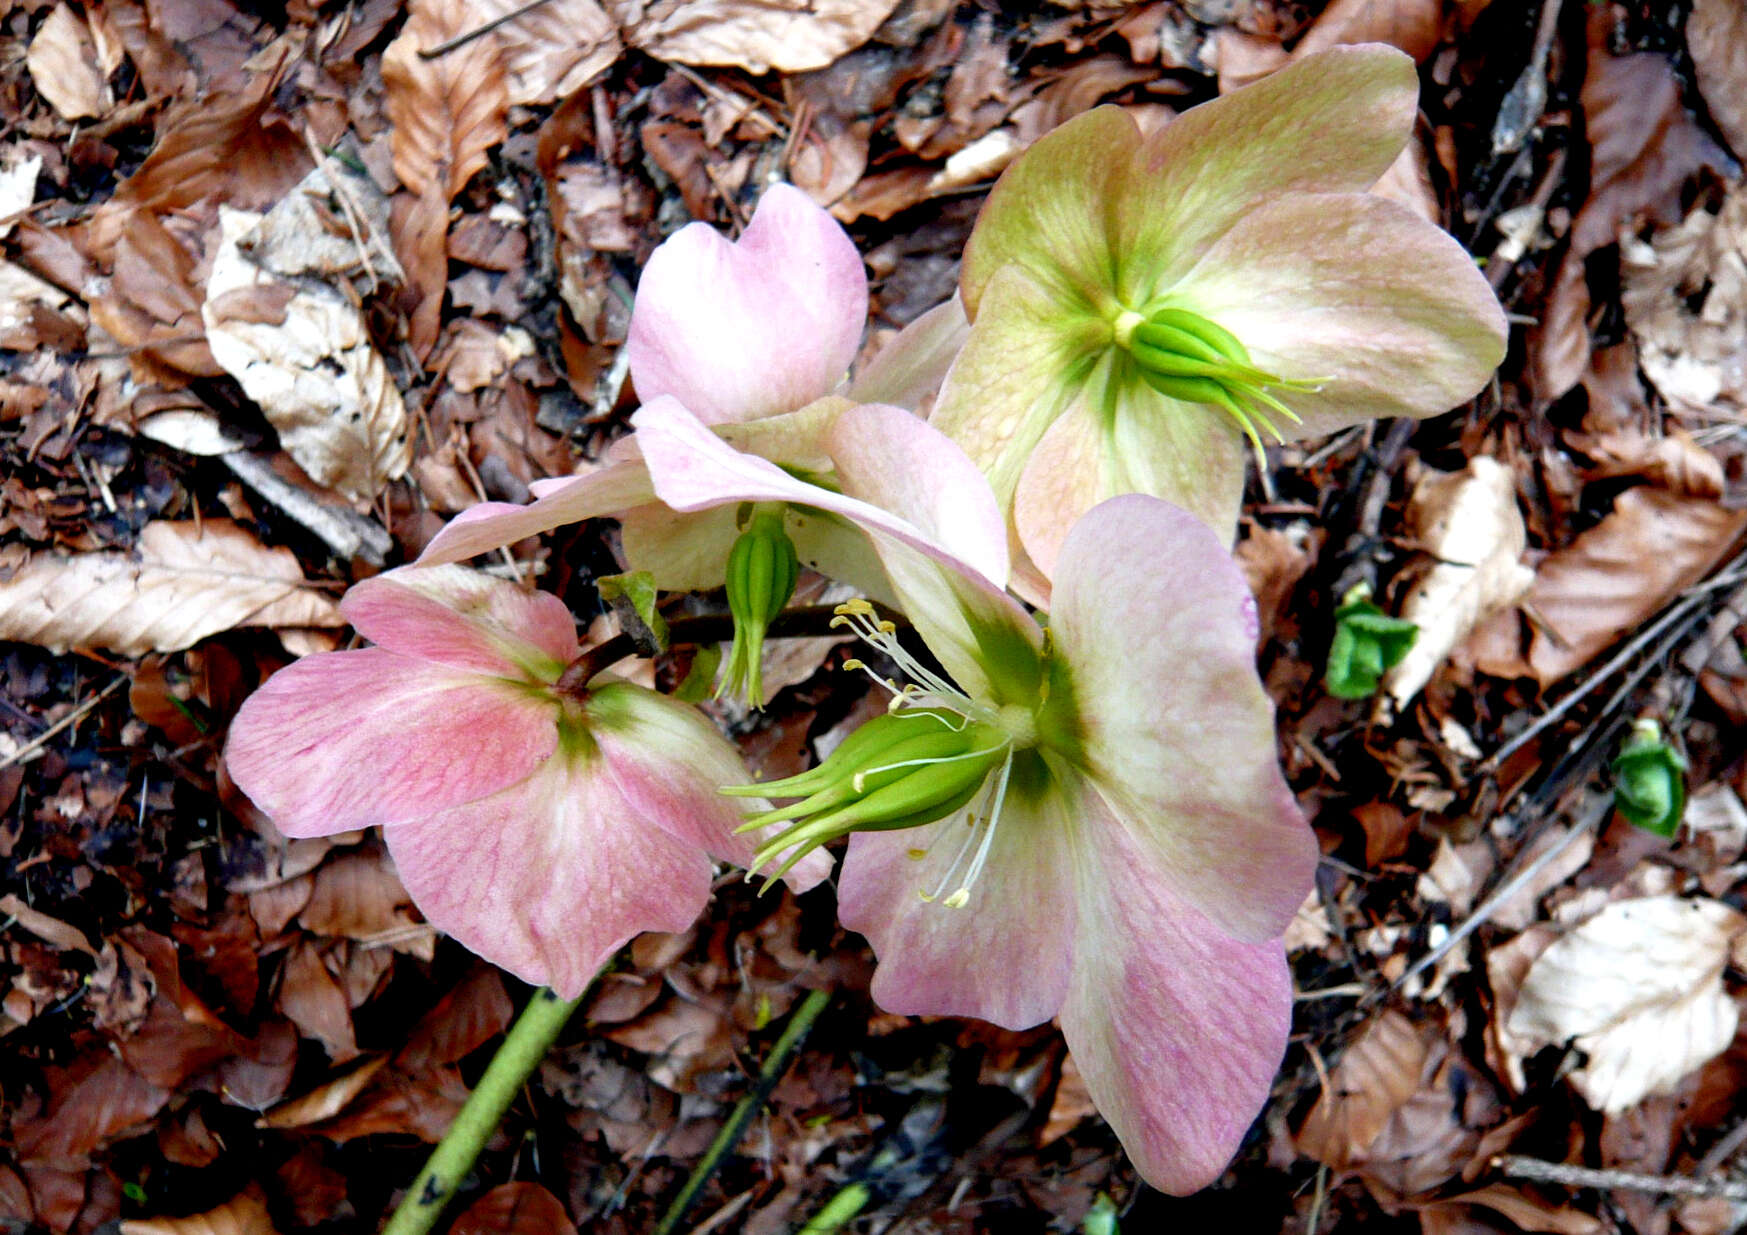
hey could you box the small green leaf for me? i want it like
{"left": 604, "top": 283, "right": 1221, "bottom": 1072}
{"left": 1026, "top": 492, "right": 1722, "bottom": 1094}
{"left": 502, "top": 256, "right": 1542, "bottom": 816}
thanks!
{"left": 1324, "top": 583, "right": 1418, "bottom": 700}
{"left": 597, "top": 571, "right": 668, "bottom": 654}
{"left": 1612, "top": 718, "right": 1687, "bottom": 837}
{"left": 673, "top": 645, "right": 722, "bottom": 703}
{"left": 1083, "top": 1193, "right": 1120, "bottom": 1235}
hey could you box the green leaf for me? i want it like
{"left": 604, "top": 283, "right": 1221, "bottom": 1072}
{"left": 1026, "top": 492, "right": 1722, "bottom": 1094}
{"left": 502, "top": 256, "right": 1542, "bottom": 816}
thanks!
{"left": 1324, "top": 584, "right": 1418, "bottom": 700}
{"left": 596, "top": 570, "right": 668, "bottom": 654}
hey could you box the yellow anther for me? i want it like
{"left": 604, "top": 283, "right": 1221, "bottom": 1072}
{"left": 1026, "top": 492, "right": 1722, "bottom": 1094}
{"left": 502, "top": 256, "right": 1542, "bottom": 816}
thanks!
{"left": 835, "top": 599, "right": 876, "bottom": 616}
{"left": 843, "top": 658, "right": 864, "bottom": 671}
{"left": 907, "top": 848, "right": 927, "bottom": 860}
{"left": 943, "top": 889, "right": 970, "bottom": 909}
{"left": 877, "top": 620, "right": 897, "bottom": 634}
{"left": 917, "top": 889, "right": 936, "bottom": 903}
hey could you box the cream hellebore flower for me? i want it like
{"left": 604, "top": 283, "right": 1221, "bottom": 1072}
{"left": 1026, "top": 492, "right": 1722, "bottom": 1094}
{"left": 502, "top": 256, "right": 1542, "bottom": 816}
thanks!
{"left": 224, "top": 566, "right": 827, "bottom": 997}
{"left": 417, "top": 182, "right": 966, "bottom": 702}
{"left": 930, "top": 44, "right": 1508, "bottom": 588}
{"left": 632, "top": 400, "right": 1318, "bottom": 1194}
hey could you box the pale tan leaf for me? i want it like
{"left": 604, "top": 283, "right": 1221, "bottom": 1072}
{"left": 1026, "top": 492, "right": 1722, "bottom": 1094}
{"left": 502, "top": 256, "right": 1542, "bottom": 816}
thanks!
{"left": 1523, "top": 487, "right": 1747, "bottom": 686}
{"left": 0, "top": 520, "right": 342, "bottom": 657}
{"left": 381, "top": 0, "right": 509, "bottom": 200}
{"left": 1690, "top": 0, "right": 1747, "bottom": 162}
{"left": 1422, "top": 1185, "right": 1604, "bottom": 1235}
{"left": 120, "top": 1187, "right": 281, "bottom": 1235}
{"left": 204, "top": 208, "right": 411, "bottom": 500}
{"left": 0, "top": 893, "right": 97, "bottom": 957}
{"left": 1296, "top": 1010, "right": 1431, "bottom": 1168}
{"left": 1384, "top": 456, "right": 1535, "bottom": 707}
{"left": 0, "top": 156, "right": 42, "bottom": 240}
{"left": 1506, "top": 897, "right": 1746, "bottom": 1113}
{"left": 607, "top": 0, "right": 904, "bottom": 74}
{"left": 27, "top": 4, "right": 108, "bottom": 120}
{"left": 476, "top": 0, "right": 621, "bottom": 105}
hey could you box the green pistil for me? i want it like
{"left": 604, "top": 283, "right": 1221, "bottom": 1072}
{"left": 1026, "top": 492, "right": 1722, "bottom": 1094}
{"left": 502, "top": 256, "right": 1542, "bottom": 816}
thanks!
{"left": 1115, "top": 306, "right": 1321, "bottom": 466}
{"left": 720, "top": 504, "right": 800, "bottom": 709}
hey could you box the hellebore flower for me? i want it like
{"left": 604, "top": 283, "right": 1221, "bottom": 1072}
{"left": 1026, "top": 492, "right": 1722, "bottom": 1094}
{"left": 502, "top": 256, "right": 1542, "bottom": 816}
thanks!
{"left": 930, "top": 44, "right": 1508, "bottom": 586}
{"left": 224, "top": 565, "right": 827, "bottom": 997}
{"left": 415, "top": 182, "right": 968, "bottom": 702}
{"left": 635, "top": 399, "right": 1318, "bottom": 1194}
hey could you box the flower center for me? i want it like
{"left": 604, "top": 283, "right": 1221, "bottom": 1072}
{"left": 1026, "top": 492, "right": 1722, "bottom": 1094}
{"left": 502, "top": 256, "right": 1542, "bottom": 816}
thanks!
{"left": 1113, "top": 306, "right": 1324, "bottom": 467}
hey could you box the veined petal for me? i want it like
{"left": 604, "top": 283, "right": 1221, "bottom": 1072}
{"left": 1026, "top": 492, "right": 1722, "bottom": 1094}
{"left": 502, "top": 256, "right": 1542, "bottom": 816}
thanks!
{"left": 341, "top": 565, "right": 579, "bottom": 680}
{"left": 632, "top": 397, "right": 1041, "bottom": 702}
{"left": 417, "top": 461, "right": 657, "bottom": 567}
{"left": 586, "top": 681, "right": 832, "bottom": 890}
{"left": 626, "top": 183, "right": 868, "bottom": 424}
{"left": 837, "top": 764, "right": 1078, "bottom": 1029}
{"left": 931, "top": 264, "right": 1111, "bottom": 519}
{"left": 1060, "top": 804, "right": 1292, "bottom": 1195}
{"left": 846, "top": 296, "right": 971, "bottom": 412}
{"left": 1117, "top": 45, "right": 1419, "bottom": 302}
{"left": 619, "top": 501, "right": 742, "bottom": 592}
{"left": 1169, "top": 192, "right": 1507, "bottom": 435}
{"left": 1049, "top": 497, "right": 1316, "bottom": 942}
{"left": 959, "top": 106, "right": 1134, "bottom": 319}
{"left": 387, "top": 748, "right": 715, "bottom": 999}
{"left": 225, "top": 648, "right": 558, "bottom": 837}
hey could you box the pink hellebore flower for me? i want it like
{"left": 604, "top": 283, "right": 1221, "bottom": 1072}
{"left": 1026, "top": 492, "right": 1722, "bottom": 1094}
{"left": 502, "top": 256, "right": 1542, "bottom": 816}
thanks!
{"left": 224, "top": 565, "right": 827, "bottom": 998}
{"left": 931, "top": 44, "right": 1508, "bottom": 585}
{"left": 634, "top": 401, "right": 1318, "bottom": 1194}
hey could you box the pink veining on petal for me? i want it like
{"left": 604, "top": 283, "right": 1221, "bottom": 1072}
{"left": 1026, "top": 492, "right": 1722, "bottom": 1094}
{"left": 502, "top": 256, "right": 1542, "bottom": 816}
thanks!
{"left": 626, "top": 183, "right": 868, "bottom": 425}
{"left": 342, "top": 566, "right": 579, "bottom": 678}
{"left": 417, "top": 461, "right": 657, "bottom": 567}
{"left": 225, "top": 647, "right": 559, "bottom": 838}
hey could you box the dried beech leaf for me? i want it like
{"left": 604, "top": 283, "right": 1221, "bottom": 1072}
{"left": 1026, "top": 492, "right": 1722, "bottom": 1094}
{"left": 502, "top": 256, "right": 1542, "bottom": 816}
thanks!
{"left": 1291, "top": 0, "right": 1444, "bottom": 63}
{"left": 119, "top": 1187, "right": 281, "bottom": 1235}
{"left": 276, "top": 941, "right": 358, "bottom": 1064}
{"left": 478, "top": 0, "right": 621, "bottom": 105}
{"left": 1523, "top": 487, "right": 1747, "bottom": 686}
{"left": 1296, "top": 1010, "right": 1431, "bottom": 1168}
{"left": 448, "top": 1183, "right": 579, "bottom": 1235}
{"left": 1622, "top": 182, "right": 1747, "bottom": 419}
{"left": 608, "top": 0, "right": 905, "bottom": 74}
{"left": 1384, "top": 456, "right": 1534, "bottom": 707}
{"left": 1506, "top": 896, "right": 1746, "bottom": 1113}
{"left": 255, "top": 1056, "right": 390, "bottom": 1130}
{"left": 0, "top": 156, "right": 41, "bottom": 240}
{"left": 26, "top": 4, "right": 108, "bottom": 120}
{"left": 0, "top": 520, "right": 342, "bottom": 657}
{"left": 204, "top": 208, "right": 411, "bottom": 500}
{"left": 1422, "top": 1185, "right": 1605, "bottom": 1235}
{"left": 1689, "top": 0, "right": 1747, "bottom": 162}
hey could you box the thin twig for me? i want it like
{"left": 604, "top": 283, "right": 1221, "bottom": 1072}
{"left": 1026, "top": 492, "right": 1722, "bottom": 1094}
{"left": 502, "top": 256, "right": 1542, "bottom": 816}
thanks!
{"left": 1695, "top": 1116, "right": 1747, "bottom": 1180}
{"left": 417, "top": 0, "right": 551, "bottom": 58}
{"left": 1493, "top": 1155, "right": 1747, "bottom": 1201}
{"left": 0, "top": 675, "right": 127, "bottom": 772}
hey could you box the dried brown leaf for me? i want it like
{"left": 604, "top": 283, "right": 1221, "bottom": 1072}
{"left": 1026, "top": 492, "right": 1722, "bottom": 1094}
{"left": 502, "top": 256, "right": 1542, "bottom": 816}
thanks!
{"left": 1296, "top": 1010, "right": 1431, "bottom": 1169}
{"left": 255, "top": 1056, "right": 390, "bottom": 1130}
{"left": 0, "top": 520, "right": 342, "bottom": 657}
{"left": 397, "top": 966, "right": 512, "bottom": 1071}
{"left": 478, "top": 0, "right": 621, "bottom": 105}
{"left": 609, "top": 0, "right": 904, "bottom": 74}
{"left": 120, "top": 1187, "right": 281, "bottom": 1235}
{"left": 298, "top": 847, "right": 426, "bottom": 953}
{"left": 1689, "top": 0, "right": 1747, "bottom": 162}
{"left": 1292, "top": 0, "right": 1443, "bottom": 63}
{"left": 448, "top": 1183, "right": 579, "bottom": 1235}
{"left": 1524, "top": 487, "right": 1747, "bottom": 686}
{"left": 13, "top": 1052, "right": 169, "bottom": 1164}
{"left": 27, "top": 5, "right": 108, "bottom": 120}
{"left": 0, "top": 893, "right": 97, "bottom": 957}
{"left": 276, "top": 940, "right": 358, "bottom": 1063}
{"left": 1421, "top": 1185, "right": 1604, "bottom": 1235}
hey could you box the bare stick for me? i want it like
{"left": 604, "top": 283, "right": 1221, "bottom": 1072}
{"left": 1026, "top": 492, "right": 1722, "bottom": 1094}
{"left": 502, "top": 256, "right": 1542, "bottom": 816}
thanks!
{"left": 1493, "top": 1155, "right": 1747, "bottom": 1201}
{"left": 0, "top": 675, "right": 128, "bottom": 771}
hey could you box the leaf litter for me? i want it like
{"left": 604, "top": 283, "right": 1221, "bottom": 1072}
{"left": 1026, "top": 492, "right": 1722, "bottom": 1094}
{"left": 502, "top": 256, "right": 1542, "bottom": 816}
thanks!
{"left": 11, "top": 0, "right": 1747, "bottom": 1232}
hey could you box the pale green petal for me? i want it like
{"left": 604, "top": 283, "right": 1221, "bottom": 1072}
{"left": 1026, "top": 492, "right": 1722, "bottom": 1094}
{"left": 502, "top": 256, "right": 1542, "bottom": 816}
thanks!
{"left": 619, "top": 501, "right": 741, "bottom": 591}
{"left": 1172, "top": 192, "right": 1508, "bottom": 436}
{"left": 1118, "top": 45, "right": 1418, "bottom": 303}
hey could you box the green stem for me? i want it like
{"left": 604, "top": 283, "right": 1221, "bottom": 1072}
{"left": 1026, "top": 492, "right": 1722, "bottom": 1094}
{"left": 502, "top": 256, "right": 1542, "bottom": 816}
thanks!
{"left": 381, "top": 986, "right": 585, "bottom": 1235}
{"left": 794, "top": 1181, "right": 871, "bottom": 1233}
{"left": 653, "top": 988, "right": 832, "bottom": 1235}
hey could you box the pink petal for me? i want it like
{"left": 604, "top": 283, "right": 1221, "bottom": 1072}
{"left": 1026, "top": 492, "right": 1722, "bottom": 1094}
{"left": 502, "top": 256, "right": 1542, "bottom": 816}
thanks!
{"left": 342, "top": 566, "right": 579, "bottom": 679}
{"left": 626, "top": 183, "right": 868, "bottom": 424}
{"left": 838, "top": 777, "right": 1079, "bottom": 1029}
{"left": 587, "top": 680, "right": 832, "bottom": 890}
{"left": 416, "top": 461, "right": 656, "bottom": 567}
{"left": 846, "top": 295, "right": 971, "bottom": 412}
{"left": 1169, "top": 192, "right": 1508, "bottom": 435}
{"left": 1049, "top": 496, "right": 1317, "bottom": 942}
{"left": 386, "top": 749, "right": 716, "bottom": 998}
{"left": 225, "top": 648, "right": 559, "bottom": 837}
{"left": 1059, "top": 805, "right": 1293, "bottom": 1195}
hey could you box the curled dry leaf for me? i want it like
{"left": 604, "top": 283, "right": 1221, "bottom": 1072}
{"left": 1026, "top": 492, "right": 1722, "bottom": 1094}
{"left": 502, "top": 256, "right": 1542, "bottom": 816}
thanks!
{"left": 204, "top": 207, "right": 411, "bottom": 501}
{"left": 1689, "top": 0, "right": 1747, "bottom": 161}
{"left": 1505, "top": 896, "right": 1746, "bottom": 1113}
{"left": 607, "top": 0, "right": 905, "bottom": 74}
{"left": 1296, "top": 1010, "right": 1431, "bottom": 1169}
{"left": 1622, "top": 181, "right": 1747, "bottom": 420}
{"left": 1384, "top": 455, "right": 1534, "bottom": 708}
{"left": 0, "top": 520, "right": 342, "bottom": 657}
{"left": 119, "top": 1186, "right": 281, "bottom": 1235}
{"left": 26, "top": 4, "right": 109, "bottom": 121}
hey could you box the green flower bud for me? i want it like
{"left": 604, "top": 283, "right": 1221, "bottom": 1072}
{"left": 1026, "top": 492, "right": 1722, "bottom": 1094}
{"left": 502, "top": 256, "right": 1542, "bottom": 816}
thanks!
{"left": 726, "top": 707, "right": 1011, "bottom": 886}
{"left": 720, "top": 504, "right": 800, "bottom": 708}
{"left": 1324, "top": 582, "right": 1418, "bottom": 700}
{"left": 1612, "top": 718, "right": 1686, "bottom": 837}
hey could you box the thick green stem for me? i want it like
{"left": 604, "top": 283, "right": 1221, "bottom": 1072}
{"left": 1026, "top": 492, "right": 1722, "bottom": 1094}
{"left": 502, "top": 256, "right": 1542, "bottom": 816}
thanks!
{"left": 653, "top": 988, "right": 832, "bottom": 1235}
{"left": 381, "top": 986, "right": 584, "bottom": 1235}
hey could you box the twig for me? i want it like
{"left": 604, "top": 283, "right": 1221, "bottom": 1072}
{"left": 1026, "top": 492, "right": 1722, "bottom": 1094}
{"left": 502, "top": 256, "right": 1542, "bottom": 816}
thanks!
{"left": 221, "top": 451, "right": 393, "bottom": 564}
{"left": 652, "top": 988, "right": 831, "bottom": 1235}
{"left": 381, "top": 986, "right": 585, "bottom": 1235}
{"left": 1696, "top": 1116, "right": 1747, "bottom": 1180}
{"left": 417, "top": 0, "right": 551, "bottom": 59}
{"left": 0, "top": 675, "right": 127, "bottom": 772}
{"left": 1493, "top": 1155, "right": 1747, "bottom": 1201}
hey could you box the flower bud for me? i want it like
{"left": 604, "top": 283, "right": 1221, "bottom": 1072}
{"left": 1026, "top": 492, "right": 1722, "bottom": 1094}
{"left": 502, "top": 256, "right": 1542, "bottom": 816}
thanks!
{"left": 1612, "top": 718, "right": 1686, "bottom": 837}
{"left": 720, "top": 505, "right": 800, "bottom": 707}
